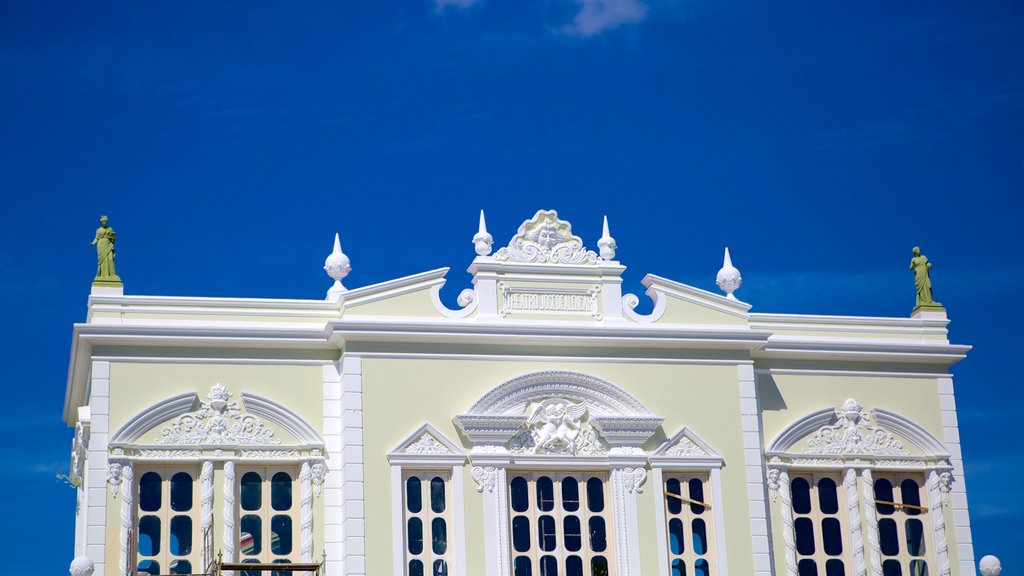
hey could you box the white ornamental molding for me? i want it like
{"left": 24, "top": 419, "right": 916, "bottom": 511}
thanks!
{"left": 861, "top": 469, "right": 884, "bottom": 576}
{"left": 300, "top": 462, "right": 314, "bottom": 562}
{"left": 804, "top": 399, "right": 909, "bottom": 457}
{"left": 619, "top": 467, "right": 647, "bottom": 494}
{"left": 844, "top": 468, "right": 866, "bottom": 576}
{"left": 665, "top": 436, "right": 709, "bottom": 457}
{"left": 471, "top": 466, "right": 498, "bottom": 493}
{"left": 404, "top": 433, "right": 454, "bottom": 455}
{"left": 156, "top": 384, "right": 280, "bottom": 446}
{"left": 137, "top": 449, "right": 203, "bottom": 459}
{"left": 119, "top": 463, "right": 134, "bottom": 576}
{"left": 766, "top": 465, "right": 783, "bottom": 502}
{"left": 69, "top": 556, "right": 95, "bottom": 576}
{"left": 310, "top": 460, "right": 328, "bottom": 496}
{"left": 222, "top": 460, "right": 236, "bottom": 565}
{"left": 200, "top": 461, "right": 214, "bottom": 570}
{"left": 494, "top": 210, "right": 600, "bottom": 264}
{"left": 238, "top": 449, "right": 300, "bottom": 459}
{"left": 107, "top": 460, "right": 126, "bottom": 496}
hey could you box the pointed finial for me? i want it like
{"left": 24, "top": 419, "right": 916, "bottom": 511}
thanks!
{"left": 473, "top": 210, "right": 493, "bottom": 256}
{"left": 597, "top": 215, "right": 616, "bottom": 260}
{"left": 716, "top": 247, "right": 742, "bottom": 300}
{"left": 324, "top": 233, "right": 351, "bottom": 302}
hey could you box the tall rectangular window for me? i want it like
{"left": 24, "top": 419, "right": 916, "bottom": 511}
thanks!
{"left": 507, "top": 472, "right": 614, "bottom": 576}
{"left": 663, "top": 473, "right": 714, "bottom": 576}
{"left": 790, "top": 473, "right": 849, "bottom": 576}
{"left": 135, "top": 467, "right": 200, "bottom": 576}
{"left": 237, "top": 466, "right": 300, "bottom": 572}
{"left": 873, "top": 474, "right": 932, "bottom": 576}
{"left": 403, "top": 470, "right": 453, "bottom": 576}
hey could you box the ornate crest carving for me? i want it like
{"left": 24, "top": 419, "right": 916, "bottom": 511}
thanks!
{"left": 403, "top": 433, "right": 453, "bottom": 455}
{"left": 619, "top": 467, "right": 647, "bottom": 494}
{"left": 508, "top": 398, "right": 607, "bottom": 455}
{"left": 804, "top": 399, "right": 909, "bottom": 456}
{"left": 157, "top": 384, "right": 280, "bottom": 446}
{"left": 495, "top": 210, "right": 599, "bottom": 264}
{"left": 664, "top": 436, "right": 708, "bottom": 457}
{"left": 311, "top": 460, "right": 328, "bottom": 496}
{"left": 472, "top": 466, "right": 498, "bottom": 493}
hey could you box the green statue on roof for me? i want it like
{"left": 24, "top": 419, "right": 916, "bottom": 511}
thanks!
{"left": 909, "top": 246, "right": 942, "bottom": 312}
{"left": 90, "top": 215, "right": 122, "bottom": 285}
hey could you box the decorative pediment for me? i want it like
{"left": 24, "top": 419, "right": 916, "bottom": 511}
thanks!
{"left": 388, "top": 423, "right": 467, "bottom": 465}
{"left": 803, "top": 399, "right": 908, "bottom": 456}
{"left": 156, "top": 384, "right": 280, "bottom": 446}
{"left": 454, "top": 371, "right": 664, "bottom": 453}
{"left": 651, "top": 427, "right": 723, "bottom": 466}
{"left": 766, "top": 399, "right": 950, "bottom": 465}
{"left": 494, "top": 210, "right": 599, "bottom": 265}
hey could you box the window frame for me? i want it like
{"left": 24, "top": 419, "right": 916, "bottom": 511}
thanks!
{"left": 788, "top": 471, "right": 852, "bottom": 576}
{"left": 872, "top": 472, "right": 936, "bottom": 576}
{"left": 234, "top": 465, "right": 302, "bottom": 568}
{"left": 133, "top": 465, "right": 202, "bottom": 576}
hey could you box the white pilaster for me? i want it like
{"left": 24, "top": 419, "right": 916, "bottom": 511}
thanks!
{"left": 477, "top": 466, "right": 510, "bottom": 576}
{"left": 937, "top": 376, "right": 974, "bottom": 576}
{"left": 844, "top": 467, "right": 865, "bottom": 576}
{"left": 222, "top": 460, "right": 236, "bottom": 575}
{"left": 340, "top": 356, "right": 365, "bottom": 576}
{"left": 200, "top": 461, "right": 213, "bottom": 571}
{"left": 118, "top": 463, "right": 133, "bottom": 576}
{"left": 861, "top": 469, "right": 882, "bottom": 576}
{"left": 322, "top": 362, "right": 345, "bottom": 575}
{"left": 777, "top": 469, "right": 797, "bottom": 576}
{"left": 86, "top": 361, "right": 111, "bottom": 576}
{"left": 739, "top": 365, "right": 773, "bottom": 576}
{"left": 610, "top": 465, "right": 645, "bottom": 576}
{"left": 301, "top": 461, "right": 314, "bottom": 562}
{"left": 926, "top": 470, "right": 951, "bottom": 576}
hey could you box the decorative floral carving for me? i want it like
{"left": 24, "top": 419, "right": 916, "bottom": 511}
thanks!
{"left": 804, "top": 399, "right": 909, "bottom": 456}
{"left": 494, "top": 210, "right": 599, "bottom": 264}
{"left": 238, "top": 450, "right": 300, "bottom": 459}
{"left": 619, "top": 467, "right": 647, "bottom": 494}
{"left": 157, "top": 384, "right": 280, "bottom": 446}
{"left": 665, "top": 436, "right": 708, "bottom": 457}
{"left": 137, "top": 449, "right": 203, "bottom": 458}
{"left": 471, "top": 466, "right": 498, "bottom": 493}
{"left": 403, "top": 433, "right": 453, "bottom": 455}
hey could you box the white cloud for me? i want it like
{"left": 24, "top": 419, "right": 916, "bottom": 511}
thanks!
{"left": 433, "top": 0, "right": 480, "bottom": 12}
{"left": 562, "top": 0, "right": 649, "bottom": 37}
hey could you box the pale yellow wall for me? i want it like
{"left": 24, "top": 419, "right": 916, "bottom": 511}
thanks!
{"left": 656, "top": 296, "right": 747, "bottom": 326}
{"left": 758, "top": 371, "right": 958, "bottom": 575}
{"left": 360, "top": 358, "right": 757, "bottom": 576}
{"left": 104, "top": 361, "right": 326, "bottom": 570}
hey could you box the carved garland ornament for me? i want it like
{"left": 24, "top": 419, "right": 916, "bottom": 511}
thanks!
{"left": 494, "top": 210, "right": 600, "bottom": 264}
{"left": 157, "top": 384, "right": 280, "bottom": 446}
{"left": 664, "top": 436, "right": 709, "bottom": 457}
{"left": 804, "top": 399, "right": 909, "bottom": 456}
{"left": 403, "top": 433, "right": 453, "bottom": 455}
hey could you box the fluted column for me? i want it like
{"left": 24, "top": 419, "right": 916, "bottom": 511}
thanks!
{"left": 860, "top": 469, "right": 883, "bottom": 576}
{"left": 222, "top": 460, "right": 236, "bottom": 576}
{"left": 119, "top": 463, "right": 134, "bottom": 576}
{"left": 844, "top": 468, "right": 865, "bottom": 576}
{"left": 301, "top": 461, "right": 314, "bottom": 562}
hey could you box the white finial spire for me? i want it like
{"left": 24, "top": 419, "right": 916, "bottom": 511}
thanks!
{"left": 597, "top": 214, "right": 616, "bottom": 260}
{"left": 324, "top": 233, "right": 351, "bottom": 302}
{"left": 716, "top": 247, "right": 742, "bottom": 300}
{"left": 473, "top": 210, "right": 493, "bottom": 256}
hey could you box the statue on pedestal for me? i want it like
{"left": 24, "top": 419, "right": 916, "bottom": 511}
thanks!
{"left": 90, "top": 215, "right": 122, "bottom": 285}
{"left": 909, "top": 246, "right": 942, "bottom": 311}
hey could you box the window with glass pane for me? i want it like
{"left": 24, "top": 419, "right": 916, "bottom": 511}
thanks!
{"left": 403, "top": 471, "right": 453, "bottom": 576}
{"left": 135, "top": 468, "right": 200, "bottom": 575}
{"left": 790, "top": 473, "right": 849, "bottom": 576}
{"left": 507, "top": 472, "right": 614, "bottom": 576}
{"left": 873, "top": 474, "right": 933, "bottom": 576}
{"left": 663, "top": 473, "right": 714, "bottom": 576}
{"left": 237, "top": 467, "right": 299, "bottom": 574}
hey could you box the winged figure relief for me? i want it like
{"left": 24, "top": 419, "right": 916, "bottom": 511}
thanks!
{"left": 527, "top": 398, "right": 588, "bottom": 453}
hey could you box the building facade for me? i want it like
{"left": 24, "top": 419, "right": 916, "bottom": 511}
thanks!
{"left": 64, "top": 210, "right": 977, "bottom": 576}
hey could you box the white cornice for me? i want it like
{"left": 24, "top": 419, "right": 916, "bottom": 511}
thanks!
{"left": 753, "top": 336, "right": 970, "bottom": 364}
{"left": 642, "top": 274, "right": 752, "bottom": 318}
{"left": 342, "top": 268, "right": 450, "bottom": 308}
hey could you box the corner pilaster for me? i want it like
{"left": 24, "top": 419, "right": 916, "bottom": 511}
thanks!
{"left": 86, "top": 360, "right": 111, "bottom": 576}
{"left": 937, "top": 376, "right": 974, "bottom": 576}
{"left": 739, "top": 364, "right": 774, "bottom": 576}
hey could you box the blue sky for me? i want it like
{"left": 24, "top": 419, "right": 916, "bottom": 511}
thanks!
{"left": 2, "top": 0, "right": 1022, "bottom": 573}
